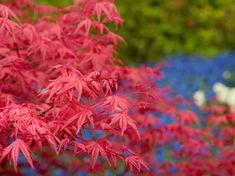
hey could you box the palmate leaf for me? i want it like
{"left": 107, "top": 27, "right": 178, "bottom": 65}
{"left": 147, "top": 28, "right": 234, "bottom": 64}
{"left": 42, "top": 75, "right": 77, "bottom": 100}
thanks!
{"left": 110, "top": 110, "right": 140, "bottom": 138}
{"left": 74, "top": 17, "right": 92, "bottom": 36}
{"left": 0, "top": 139, "right": 33, "bottom": 172}
{"left": 125, "top": 155, "right": 149, "bottom": 172}
{"left": 102, "top": 95, "right": 129, "bottom": 111}
{"left": 94, "top": 1, "right": 122, "bottom": 26}
{"left": 86, "top": 141, "right": 110, "bottom": 169}
{"left": 104, "top": 32, "right": 126, "bottom": 45}
{"left": 0, "top": 17, "right": 20, "bottom": 33}
{"left": 0, "top": 4, "right": 20, "bottom": 22}
{"left": 94, "top": 2, "right": 110, "bottom": 21}
{"left": 61, "top": 107, "right": 94, "bottom": 134}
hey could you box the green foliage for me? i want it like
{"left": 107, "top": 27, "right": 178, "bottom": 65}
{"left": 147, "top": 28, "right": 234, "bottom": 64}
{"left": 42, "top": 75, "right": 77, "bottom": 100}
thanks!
{"left": 35, "top": 0, "right": 235, "bottom": 64}
{"left": 117, "top": 0, "right": 235, "bottom": 63}
{"left": 35, "top": 0, "right": 73, "bottom": 7}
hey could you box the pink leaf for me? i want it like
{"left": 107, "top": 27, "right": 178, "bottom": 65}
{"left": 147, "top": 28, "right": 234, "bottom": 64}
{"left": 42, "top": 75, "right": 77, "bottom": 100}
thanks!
{"left": 0, "top": 139, "right": 33, "bottom": 172}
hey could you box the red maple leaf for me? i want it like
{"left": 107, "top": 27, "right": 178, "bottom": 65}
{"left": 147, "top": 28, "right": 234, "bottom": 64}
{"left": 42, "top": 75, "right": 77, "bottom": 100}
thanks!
{"left": 110, "top": 110, "right": 140, "bottom": 138}
{"left": 0, "top": 139, "right": 33, "bottom": 172}
{"left": 125, "top": 155, "right": 149, "bottom": 172}
{"left": 86, "top": 141, "right": 110, "bottom": 169}
{"left": 61, "top": 106, "right": 94, "bottom": 134}
{"left": 0, "top": 4, "right": 20, "bottom": 22}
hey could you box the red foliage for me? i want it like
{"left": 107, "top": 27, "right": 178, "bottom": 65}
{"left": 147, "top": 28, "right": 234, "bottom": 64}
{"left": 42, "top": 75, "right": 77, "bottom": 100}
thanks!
{"left": 0, "top": 0, "right": 234, "bottom": 175}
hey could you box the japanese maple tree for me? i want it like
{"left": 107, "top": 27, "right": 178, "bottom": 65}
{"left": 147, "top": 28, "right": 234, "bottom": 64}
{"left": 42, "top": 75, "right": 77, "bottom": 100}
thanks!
{"left": 0, "top": 0, "right": 162, "bottom": 174}
{"left": 0, "top": 0, "right": 234, "bottom": 175}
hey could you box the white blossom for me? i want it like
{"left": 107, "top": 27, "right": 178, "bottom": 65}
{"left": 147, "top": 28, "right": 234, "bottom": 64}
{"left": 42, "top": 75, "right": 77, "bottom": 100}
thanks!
{"left": 193, "top": 90, "right": 206, "bottom": 106}
{"left": 227, "top": 88, "right": 235, "bottom": 107}
{"left": 213, "top": 82, "right": 229, "bottom": 103}
{"left": 213, "top": 82, "right": 235, "bottom": 109}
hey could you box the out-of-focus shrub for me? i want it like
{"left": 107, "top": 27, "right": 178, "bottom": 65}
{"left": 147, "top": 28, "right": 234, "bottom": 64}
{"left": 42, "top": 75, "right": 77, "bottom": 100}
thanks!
{"left": 35, "top": 0, "right": 73, "bottom": 7}
{"left": 117, "top": 0, "right": 235, "bottom": 63}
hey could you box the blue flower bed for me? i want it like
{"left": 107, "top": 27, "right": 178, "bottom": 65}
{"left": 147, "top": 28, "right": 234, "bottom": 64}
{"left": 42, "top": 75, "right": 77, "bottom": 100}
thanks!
{"left": 156, "top": 52, "right": 235, "bottom": 133}
{"left": 158, "top": 52, "right": 235, "bottom": 99}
